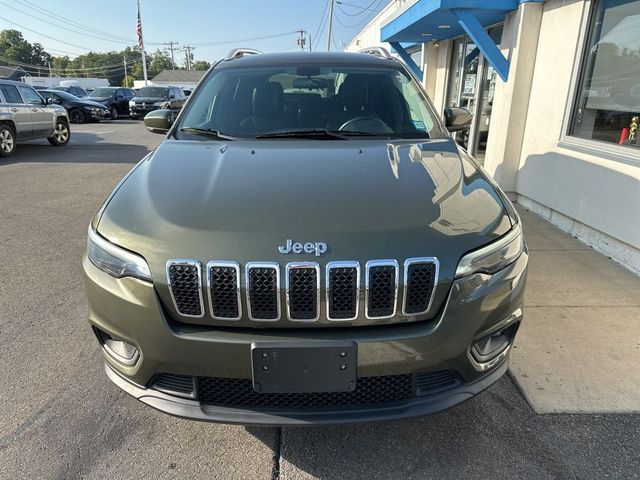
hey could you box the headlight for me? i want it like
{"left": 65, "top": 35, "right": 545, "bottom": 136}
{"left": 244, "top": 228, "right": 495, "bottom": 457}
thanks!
{"left": 87, "top": 226, "right": 152, "bottom": 282}
{"left": 129, "top": 100, "right": 135, "bottom": 107}
{"left": 455, "top": 224, "right": 524, "bottom": 279}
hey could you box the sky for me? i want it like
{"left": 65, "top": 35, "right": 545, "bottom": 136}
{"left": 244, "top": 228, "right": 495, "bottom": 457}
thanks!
{"left": 0, "top": 0, "right": 388, "bottom": 67}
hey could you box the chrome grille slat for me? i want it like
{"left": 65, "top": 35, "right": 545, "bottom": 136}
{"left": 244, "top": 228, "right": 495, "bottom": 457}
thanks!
{"left": 365, "top": 260, "right": 399, "bottom": 319}
{"left": 207, "top": 261, "right": 241, "bottom": 320}
{"left": 326, "top": 261, "right": 360, "bottom": 321}
{"left": 246, "top": 262, "right": 280, "bottom": 321}
{"left": 403, "top": 257, "right": 439, "bottom": 316}
{"left": 286, "top": 262, "right": 320, "bottom": 322}
{"left": 166, "top": 260, "right": 204, "bottom": 318}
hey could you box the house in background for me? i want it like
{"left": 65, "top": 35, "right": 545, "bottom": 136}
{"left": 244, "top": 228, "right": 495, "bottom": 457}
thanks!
{"left": 347, "top": 0, "right": 640, "bottom": 276}
{"left": 133, "top": 69, "right": 206, "bottom": 90}
{"left": 0, "top": 66, "right": 26, "bottom": 81}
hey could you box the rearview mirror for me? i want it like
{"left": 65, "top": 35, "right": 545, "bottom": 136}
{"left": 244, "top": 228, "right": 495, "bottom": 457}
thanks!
{"left": 444, "top": 107, "right": 473, "bottom": 132}
{"left": 144, "top": 109, "right": 174, "bottom": 134}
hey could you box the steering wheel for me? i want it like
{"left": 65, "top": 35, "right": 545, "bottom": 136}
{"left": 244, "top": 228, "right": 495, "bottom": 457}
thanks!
{"left": 338, "top": 115, "right": 392, "bottom": 133}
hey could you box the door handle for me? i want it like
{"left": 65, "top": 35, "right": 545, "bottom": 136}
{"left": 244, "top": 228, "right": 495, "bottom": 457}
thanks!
{"left": 32, "top": 108, "right": 39, "bottom": 112}
{"left": 10, "top": 107, "right": 18, "bottom": 112}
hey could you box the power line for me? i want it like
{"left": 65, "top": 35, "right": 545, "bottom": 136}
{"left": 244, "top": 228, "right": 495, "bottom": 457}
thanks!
{"left": 311, "top": 0, "right": 330, "bottom": 51}
{"left": 0, "top": 15, "right": 93, "bottom": 51}
{"left": 334, "top": 0, "right": 385, "bottom": 29}
{"left": 336, "top": 0, "right": 382, "bottom": 16}
{"left": 0, "top": 55, "right": 137, "bottom": 72}
{"left": 13, "top": 0, "right": 138, "bottom": 43}
{"left": 0, "top": 1, "right": 133, "bottom": 45}
{"left": 190, "top": 31, "right": 297, "bottom": 46}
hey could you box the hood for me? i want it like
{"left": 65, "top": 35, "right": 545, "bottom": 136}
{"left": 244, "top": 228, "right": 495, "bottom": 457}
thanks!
{"left": 87, "top": 96, "right": 110, "bottom": 103}
{"left": 97, "top": 138, "right": 512, "bottom": 323}
{"left": 133, "top": 96, "right": 167, "bottom": 104}
{"left": 78, "top": 99, "right": 108, "bottom": 109}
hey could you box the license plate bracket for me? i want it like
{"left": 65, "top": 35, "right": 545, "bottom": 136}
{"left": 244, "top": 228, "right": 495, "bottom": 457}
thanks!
{"left": 251, "top": 341, "right": 357, "bottom": 393}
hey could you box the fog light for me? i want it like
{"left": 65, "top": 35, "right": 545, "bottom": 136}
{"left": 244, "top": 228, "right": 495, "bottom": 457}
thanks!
{"left": 95, "top": 328, "right": 140, "bottom": 365}
{"left": 471, "top": 323, "right": 518, "bottom": 363}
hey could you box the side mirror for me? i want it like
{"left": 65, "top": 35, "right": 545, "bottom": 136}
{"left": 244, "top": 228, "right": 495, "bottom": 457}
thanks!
{"left": 444, "top": 107, "right": 473, "bottom": 132}
{"left": 169, "top": 94, "right": 175, "bottom": 99}
{"left": 144, "top": 109, "right": 174, "bottom": 134}
{"left": 45, "top": 97, "right": 53, "bottom": 105}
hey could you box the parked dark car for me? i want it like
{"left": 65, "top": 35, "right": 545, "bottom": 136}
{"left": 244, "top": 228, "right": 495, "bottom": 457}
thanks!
{"left": 40, "top": 89, "right": 110, "bottom": 123}
{"left": 129, "top": 86, "right": 186, "bottom": 120}
{"left": 52, "top": 85, "right": 88, "bottom": 98}
{"left": 87, "top": 87, "right": 135, "bottom": 119}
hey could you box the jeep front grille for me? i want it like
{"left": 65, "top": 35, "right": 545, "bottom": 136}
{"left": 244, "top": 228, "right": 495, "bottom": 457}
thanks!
{"left": 246, "top": 263, "right": 280, "bottom": 321}
{"left": 207, "top": 261, "right": 241, "bottom": 320}
{"left": 286, "top": 263, "right": 320, "bottom": 321}
{"left": 326, "top": 262, "right": 360, "bottom": 321}
{"left": 403, "top": 258, "right": 439, "bottom": 316}
{"left": 165, "top": 258, "right": 439, "bottom": 323}
{"left": 365, "top": 260, "right": 398, "bottom": 319}
{"left": 166, "top": 260, "right": 204, "bottom": 318}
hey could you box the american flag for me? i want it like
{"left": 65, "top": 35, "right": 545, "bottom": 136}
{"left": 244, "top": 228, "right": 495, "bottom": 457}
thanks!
{"left": 136, "top": 3, "right": 144, "bottom": 50}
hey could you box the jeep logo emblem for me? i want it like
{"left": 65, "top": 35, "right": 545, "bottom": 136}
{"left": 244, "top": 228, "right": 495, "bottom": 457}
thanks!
{"left": 278, "top": 239, "right": 328, "bottom": 257}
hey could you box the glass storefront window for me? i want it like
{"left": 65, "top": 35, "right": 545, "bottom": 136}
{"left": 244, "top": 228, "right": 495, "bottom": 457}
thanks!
{"left": 569, "top": 0, "right": 640, "bottom": 149}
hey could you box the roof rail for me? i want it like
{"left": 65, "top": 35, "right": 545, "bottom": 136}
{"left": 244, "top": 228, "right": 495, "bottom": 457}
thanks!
{"left": 358, "top": 47, "right": 393, "bottom": 59}
{"left": 225, "top": 48, "right": 262, "bottom": 61}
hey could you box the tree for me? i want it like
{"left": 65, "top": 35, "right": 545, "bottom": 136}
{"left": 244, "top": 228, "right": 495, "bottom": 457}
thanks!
{"left": 0, "top": 29, "right": 51, "bottom": 73}
{"left": 192, "top": 60, "right": 211, "bottom": 71}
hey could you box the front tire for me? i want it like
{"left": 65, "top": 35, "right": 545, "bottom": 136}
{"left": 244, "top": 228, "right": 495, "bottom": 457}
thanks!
{"left": 0, "top": 124, "right": 16, "bottom": 157}
{"left": 69, "top": 109, "right": 87, "bottom": 124}
{"left": 110, "top": 106, "right": 118, "bottom": 120}
{"left": 47, "top": 119, "right": 70, "bottom": 146}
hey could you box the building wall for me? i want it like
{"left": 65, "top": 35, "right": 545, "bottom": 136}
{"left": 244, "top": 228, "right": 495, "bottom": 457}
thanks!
{"left": 344, "top": 0, "right": 419, "bottom": 52}
{"left": 513, "top": 0, "right": 640, "bottom": 273}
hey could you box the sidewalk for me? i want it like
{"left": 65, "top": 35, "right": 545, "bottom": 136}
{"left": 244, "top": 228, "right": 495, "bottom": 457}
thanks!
{"left": 510, "top": 207, "right": 640, "bottom": 413}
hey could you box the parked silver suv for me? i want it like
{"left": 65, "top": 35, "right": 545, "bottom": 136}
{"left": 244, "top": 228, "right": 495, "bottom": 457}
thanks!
{"left": 0, "top": 79, "right": 70, "bottom": 157}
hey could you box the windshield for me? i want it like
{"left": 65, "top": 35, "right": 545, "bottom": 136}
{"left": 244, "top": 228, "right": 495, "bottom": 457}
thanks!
{"left": 47, "top": 90, "right": 80, "bottom": 101}
{"left": 178, "top": 64, "right": 444, "bottom": 139}
{"left": 89, "top": 88, "right": 114, "bottom": 97}
{"left": 137, "top": 87, "right": 169, "bottom": 98}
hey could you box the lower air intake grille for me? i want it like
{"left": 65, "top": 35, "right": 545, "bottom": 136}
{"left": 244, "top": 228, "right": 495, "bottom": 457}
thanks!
{"left": 367, "top": 263, "right": 397, "bottom": 318}
{"left": 415, "top": 370, "right": 461, "bottom": 396}
{"left": 287, "top": 265, "right": 319, "bottom": 321}
{"left": 197, "top": 374, "right": 414, "bottom": 409}
{"left": 208, "top": 263, "right": 240, "bottom": 319}
{"left": 247, "top": 264, "right": 279, "bottom": 320}
{"left": 151, "top": 373, "right": 195, "bottom": 398}
{"left": 404, "top": 260, "right": 437, "bottom": 315}
{"left": 327, "top": 263, "right": 359, "bottom": 320}
{"left": 167, "top": 262, "right": 203, "bottom": 317}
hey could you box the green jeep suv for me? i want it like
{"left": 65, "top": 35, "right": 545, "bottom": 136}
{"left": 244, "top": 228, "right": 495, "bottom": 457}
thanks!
{"left": 83, "top": 49, "right": 527, "bottom": 425}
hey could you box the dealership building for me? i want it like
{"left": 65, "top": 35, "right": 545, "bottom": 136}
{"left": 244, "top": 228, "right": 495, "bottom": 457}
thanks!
{"left": 347, "top": 0, "right": 639, "bottom": 275}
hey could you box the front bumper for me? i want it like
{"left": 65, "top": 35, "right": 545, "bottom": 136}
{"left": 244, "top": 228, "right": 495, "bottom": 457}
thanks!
{"left": 88, "top": 109, "right": 110, "bottom": 120}
{"left": 130, "top": 105, "right": 160, "bottom": 117}
{"left": 83, "top": 252, "right": 528, "bottom": 425}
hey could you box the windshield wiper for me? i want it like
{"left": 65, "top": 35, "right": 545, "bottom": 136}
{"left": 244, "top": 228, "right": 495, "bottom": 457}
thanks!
{"left": 180, "top": 127, "right": 235, "bottom": 140}
{"left": 334, "top": 130, "right": 379, "bottom": 136}
{"left": 256, "top": 129, "right": 347, "bottom": 140}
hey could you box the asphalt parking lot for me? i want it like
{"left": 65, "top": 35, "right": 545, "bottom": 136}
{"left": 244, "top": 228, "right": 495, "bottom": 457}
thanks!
{"left": 1, "top": 121, "right": 639, "bottom": 480}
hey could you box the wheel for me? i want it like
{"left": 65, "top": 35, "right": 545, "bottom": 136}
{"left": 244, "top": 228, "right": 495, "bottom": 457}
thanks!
{"left": 0, "top": 124, "right": 16, "bottom": 157}
{"left": 47, "top": 119, "right": 70, "bottom": 146}
{"left": 69, "top": 109, "right": 87, "bottom": 124}
{"left": 130, "top": 114, "right": 138, "bottom": 120}
{"left": 110, "top": 106, "right": 118, "bottom": 120}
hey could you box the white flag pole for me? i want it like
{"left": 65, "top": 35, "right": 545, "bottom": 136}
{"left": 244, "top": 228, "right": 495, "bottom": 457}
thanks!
{"left": 137, "top": 0, "right": 148, "bottom": 86}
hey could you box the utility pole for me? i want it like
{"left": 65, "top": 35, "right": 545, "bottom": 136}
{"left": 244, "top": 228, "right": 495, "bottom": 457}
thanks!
{"left": 296, "top": 29, "right": 307, "bottom": 51}
{"left": 47, "top": 61, "right": 52, "bottom": 77}
{"left": 164, "top": 41, "right": 179, "bottom": 69}
{"left": 183, "top": 45, "right": 194, "bottom": 71}
{"left": 123, "top": 56, "right": 128, "bottom": 86}
{"left": 327, "top": 0, "right": 335, "bottom": 51}
{"left": 309, "top": 34, "right": 312, "bottom": 52}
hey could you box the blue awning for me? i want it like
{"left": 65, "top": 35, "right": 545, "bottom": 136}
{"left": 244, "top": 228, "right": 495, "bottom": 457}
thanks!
{"left": 381, "top": 0, "right": 543, "bottom": 82}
